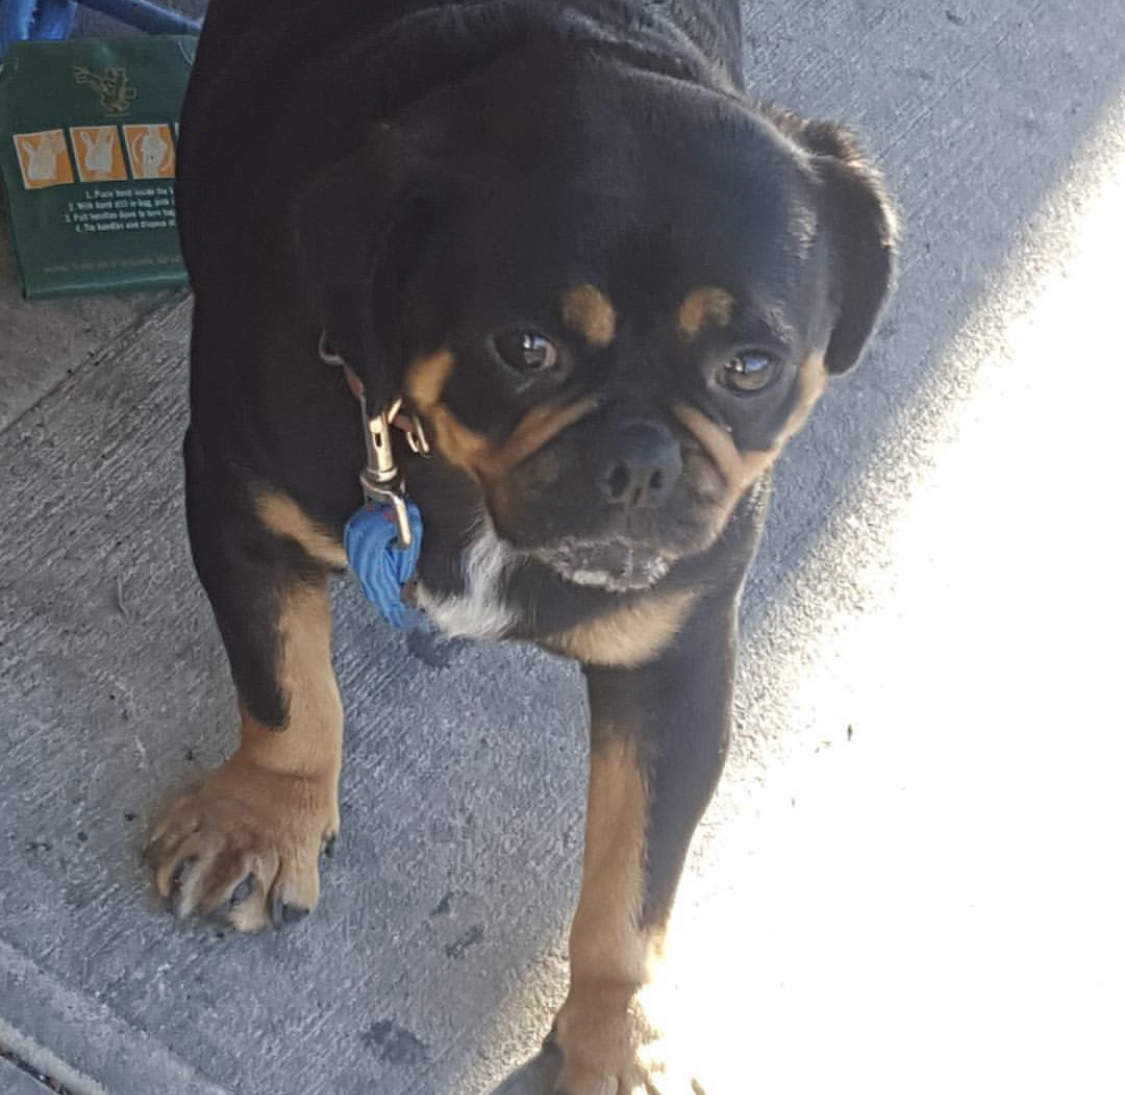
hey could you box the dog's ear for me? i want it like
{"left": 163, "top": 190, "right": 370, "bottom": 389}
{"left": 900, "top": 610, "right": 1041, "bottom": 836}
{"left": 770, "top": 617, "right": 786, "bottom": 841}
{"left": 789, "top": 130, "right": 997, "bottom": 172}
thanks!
{"left": 811, "top": 126, "right": 897, "bottom": 375}
{"left": 291, "top": 125, "right": 435, "bottom": 411}
{"left": 772, "top": 115, "right": 898, "bottom": 375}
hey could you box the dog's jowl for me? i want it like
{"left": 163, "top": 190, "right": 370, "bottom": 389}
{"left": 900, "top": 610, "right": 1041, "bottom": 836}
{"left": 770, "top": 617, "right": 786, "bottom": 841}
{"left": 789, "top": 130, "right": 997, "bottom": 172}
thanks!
{"left": 147, "top": 1, "right": 896, "bottom": 1090}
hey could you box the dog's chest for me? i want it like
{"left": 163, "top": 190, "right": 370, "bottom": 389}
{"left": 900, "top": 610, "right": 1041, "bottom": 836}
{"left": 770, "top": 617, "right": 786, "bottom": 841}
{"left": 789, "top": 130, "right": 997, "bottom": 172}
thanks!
{"left": 414, "top": 522, "right": 518, "bottom": 640}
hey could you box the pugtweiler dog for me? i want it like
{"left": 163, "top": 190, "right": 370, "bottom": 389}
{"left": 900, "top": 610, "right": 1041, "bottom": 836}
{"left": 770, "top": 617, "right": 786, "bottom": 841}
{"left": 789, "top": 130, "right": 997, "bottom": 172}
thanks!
{"left": 145, "top": 1, "right": 896, "bottom": 1090}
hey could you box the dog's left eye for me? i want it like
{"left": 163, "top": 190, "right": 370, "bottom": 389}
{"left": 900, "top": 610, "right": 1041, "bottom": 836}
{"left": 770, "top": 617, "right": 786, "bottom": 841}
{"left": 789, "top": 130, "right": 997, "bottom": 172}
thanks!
{"left": 720, "top": 350, "right": 779, "bottom": 394}
{"left": 492, "top": 331, "right": 559, "bottom": 375}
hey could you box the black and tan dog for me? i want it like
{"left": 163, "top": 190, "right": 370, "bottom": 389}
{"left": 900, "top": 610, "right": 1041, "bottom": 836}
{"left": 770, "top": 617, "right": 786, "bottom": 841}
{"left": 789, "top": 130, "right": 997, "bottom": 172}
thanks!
{"left": 144, "top": 0, "right": 896, "bottom": 1090}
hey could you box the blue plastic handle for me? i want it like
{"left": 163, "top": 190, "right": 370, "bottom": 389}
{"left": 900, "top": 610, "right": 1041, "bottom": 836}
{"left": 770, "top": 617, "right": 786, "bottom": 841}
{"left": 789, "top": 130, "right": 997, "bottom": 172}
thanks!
{"left": 75, "top": 0, "right": 199, "bottom": 36}
{"left": 0, "top": 0, "right": 200, "bottom": 59}
{"left": 1, "top": 0, "right": 78, "bottom": 58}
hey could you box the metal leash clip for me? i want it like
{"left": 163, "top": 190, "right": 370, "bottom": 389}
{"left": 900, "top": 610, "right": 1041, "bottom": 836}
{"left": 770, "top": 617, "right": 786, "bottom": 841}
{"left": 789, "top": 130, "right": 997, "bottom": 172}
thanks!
{"left": 401, "top": 412, "right": 432, "bottom": 457}
{"left": 359, "top": 397, "right": 414, "bottom": 549}
{"left": 320, "top": 332, "right": 431, "bottom": 548}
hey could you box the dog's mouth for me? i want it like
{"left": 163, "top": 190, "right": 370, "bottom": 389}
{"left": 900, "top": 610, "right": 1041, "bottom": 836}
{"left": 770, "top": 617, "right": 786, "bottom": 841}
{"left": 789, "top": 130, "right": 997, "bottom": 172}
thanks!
{"left": 531, "top": 538, "right": 671, "bottom": 592}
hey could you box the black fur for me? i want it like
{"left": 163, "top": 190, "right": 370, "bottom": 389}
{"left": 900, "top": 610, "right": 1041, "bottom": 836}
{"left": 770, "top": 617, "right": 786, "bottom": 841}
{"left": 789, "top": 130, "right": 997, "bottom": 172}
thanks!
{"left": 173, "top": 0, "right": 896, "bottom": 1072}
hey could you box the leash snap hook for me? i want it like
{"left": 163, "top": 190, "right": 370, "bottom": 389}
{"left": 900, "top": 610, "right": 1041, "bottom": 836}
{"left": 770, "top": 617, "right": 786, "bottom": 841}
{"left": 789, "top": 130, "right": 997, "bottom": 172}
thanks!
{"left": 359, "top": 398, "right": 414, "bottom": 548}
{"left": 320, "top": 330, "right": 428, "bottom": 548}
{"left": 402, "top": 414, "right": 431, "bottom": 457}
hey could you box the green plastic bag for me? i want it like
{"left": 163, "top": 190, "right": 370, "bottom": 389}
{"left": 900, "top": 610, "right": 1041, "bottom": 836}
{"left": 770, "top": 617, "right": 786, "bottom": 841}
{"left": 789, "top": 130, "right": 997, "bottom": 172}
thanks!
{"left": 0, "top": 36, "right": 196, "bottom": 299}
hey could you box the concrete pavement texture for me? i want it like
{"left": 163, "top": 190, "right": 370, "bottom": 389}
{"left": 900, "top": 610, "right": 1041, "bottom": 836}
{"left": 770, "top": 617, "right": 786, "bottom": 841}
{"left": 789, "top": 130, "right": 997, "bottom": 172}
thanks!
{"left": 2, "top": 1, "right": 1124, "bottom": 1092}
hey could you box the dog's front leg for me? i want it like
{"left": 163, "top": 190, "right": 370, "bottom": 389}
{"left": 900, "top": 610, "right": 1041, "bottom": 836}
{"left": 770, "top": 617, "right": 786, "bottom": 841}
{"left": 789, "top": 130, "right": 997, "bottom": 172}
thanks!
{"left": 552, "top": 597, "right": 735, "bottom": 1095}
{"left": 144, "top": 427, "right": 344, "bottom": 930}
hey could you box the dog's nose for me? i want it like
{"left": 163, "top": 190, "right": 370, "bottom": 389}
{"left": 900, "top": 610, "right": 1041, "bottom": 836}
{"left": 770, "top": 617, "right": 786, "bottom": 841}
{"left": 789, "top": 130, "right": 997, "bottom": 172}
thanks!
{"left": 596, "top": 421, "right": 682, "bottom": 509}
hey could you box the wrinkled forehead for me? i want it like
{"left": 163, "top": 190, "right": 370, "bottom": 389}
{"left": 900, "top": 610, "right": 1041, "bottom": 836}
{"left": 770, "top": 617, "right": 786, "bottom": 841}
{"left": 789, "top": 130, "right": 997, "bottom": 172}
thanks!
{"left": 439, "top": 126, "right": 820, "bottom": 334}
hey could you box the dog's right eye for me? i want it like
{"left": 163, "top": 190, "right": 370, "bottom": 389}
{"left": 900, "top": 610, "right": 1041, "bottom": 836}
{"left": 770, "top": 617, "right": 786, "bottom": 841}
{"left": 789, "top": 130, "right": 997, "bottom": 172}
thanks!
{"left": 491, "top": 331, "right": 559, "bottom": 376}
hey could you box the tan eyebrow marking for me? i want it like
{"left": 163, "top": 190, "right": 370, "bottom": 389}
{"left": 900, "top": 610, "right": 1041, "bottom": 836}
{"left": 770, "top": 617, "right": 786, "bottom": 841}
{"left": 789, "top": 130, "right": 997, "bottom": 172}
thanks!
{"left": 561, "top": 283, "right": 616, "bottom": 347}
{"left": 677, "top": 286, "right": 735, "bottom": 339}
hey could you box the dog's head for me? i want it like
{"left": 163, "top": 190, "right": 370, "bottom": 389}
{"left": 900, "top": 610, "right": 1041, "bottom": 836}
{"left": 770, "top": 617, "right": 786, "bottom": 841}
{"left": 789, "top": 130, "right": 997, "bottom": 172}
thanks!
{"left": 296, "top": 47, "right": 896, "bottom": 590}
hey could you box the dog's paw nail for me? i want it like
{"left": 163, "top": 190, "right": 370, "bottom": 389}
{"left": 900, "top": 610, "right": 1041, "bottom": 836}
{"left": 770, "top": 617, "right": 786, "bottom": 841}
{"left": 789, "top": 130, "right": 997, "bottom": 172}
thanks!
{"left": 167, "top": 857, "right": 194, "bottom": 914}
{"left": 281, "top": 903, "right": 310, "bottom": 924}
{"left": 230, "top": 876, "right": 255, "bottom": 907}
{"left": 321, "top": 833, "right": 337, "bottom": 859}
{"left": 270, "top": 898, "right": 309, "bottom": 928}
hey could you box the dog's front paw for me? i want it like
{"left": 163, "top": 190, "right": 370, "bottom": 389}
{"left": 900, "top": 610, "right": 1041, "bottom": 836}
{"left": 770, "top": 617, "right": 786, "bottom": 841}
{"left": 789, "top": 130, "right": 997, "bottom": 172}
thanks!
{"left": 143, "top": 751, "right": 338, "bottom": 930}
{"left": 550, "top": 982, "right": 709, "bottom": 1095}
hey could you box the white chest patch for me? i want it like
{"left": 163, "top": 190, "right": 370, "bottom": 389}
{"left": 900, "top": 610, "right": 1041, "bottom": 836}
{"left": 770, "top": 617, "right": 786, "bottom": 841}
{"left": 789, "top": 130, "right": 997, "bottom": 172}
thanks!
{"left": 414, "top": 519, "right": 518, "bottom": 639}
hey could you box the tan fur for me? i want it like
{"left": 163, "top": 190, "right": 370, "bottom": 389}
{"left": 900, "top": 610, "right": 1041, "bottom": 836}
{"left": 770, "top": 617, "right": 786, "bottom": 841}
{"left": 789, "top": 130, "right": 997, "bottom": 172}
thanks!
{"left": 242, "top": 581, "right": 342, "bottom": 774}
{"left": 561, "top": 283, "right": 617, "bottom": 347}
{"left": 254, "top": 490, "right": 347, "bottom": 569}
{"left": 677, "top": 285, "right": 735, "bottom": 338}
{"left": 404, "top": 346, "right": 456, "bottom": 411}
{"left": 568, "top": 734, "right": 651, "bottom": 987}
{"left": 405, "top": 349, "right": 600, "bottom": 478}
{"left": 491, "top": 394, "right": 602, "bottom": 473}
{"left": 146, "top": 578, "right": 342, "bottom": 931}
{"left": 544, "top": 589, "right": 696, "bottom": 668}
{"left": 553, "top": 734, "right": 663, "bottom": 1092}
{"left": 403, "top": 350, "right": 487, "bottom": 472}
{"left": 675, "top": 351, "right": 828, "bottom": 523}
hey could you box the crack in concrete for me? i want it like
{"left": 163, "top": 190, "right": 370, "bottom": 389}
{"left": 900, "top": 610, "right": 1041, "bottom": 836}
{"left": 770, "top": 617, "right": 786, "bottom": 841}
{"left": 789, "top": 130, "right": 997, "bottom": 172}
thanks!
{"left": 0, "top": 1041, "right": 77, "bottom": 1094}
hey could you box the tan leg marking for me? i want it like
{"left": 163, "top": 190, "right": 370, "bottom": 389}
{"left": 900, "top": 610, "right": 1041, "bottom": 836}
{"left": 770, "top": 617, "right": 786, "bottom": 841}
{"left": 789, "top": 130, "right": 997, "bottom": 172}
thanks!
{"left": 244, "top": 580, "right": 342, "bottom": 767}
{"left": 145, "top": 579, "right": 342, "bottom": 930}
{"left": 561, "top": 283, "right": 617, "bottom": 348}
{"left": 254, "top": 489, "right": 347, "bottom": 569}
{"left": 568, "top": 734, "right": 651, "bottom": 986}
{"left": 544, "top": 589, "right": 697, "bottom": 668}
{"left": 553, "top": 734, "right": 662, "bottom": 1093}
{"left": 552, "top": 733, "right": 714, "bottom": 1093}
{"left": 676, "top": 286, "right": 734, "bottom": 339}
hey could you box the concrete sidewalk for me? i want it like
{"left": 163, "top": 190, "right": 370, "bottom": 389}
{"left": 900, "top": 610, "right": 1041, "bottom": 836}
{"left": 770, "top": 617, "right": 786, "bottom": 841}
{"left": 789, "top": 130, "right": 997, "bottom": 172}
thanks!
{"left": 2, "top": 2, "right": 1123, "bottom": 1093}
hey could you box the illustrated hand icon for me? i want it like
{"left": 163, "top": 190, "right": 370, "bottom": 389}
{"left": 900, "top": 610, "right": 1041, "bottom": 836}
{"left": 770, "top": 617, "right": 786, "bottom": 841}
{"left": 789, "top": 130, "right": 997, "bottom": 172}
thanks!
{"left": 133, "top": 126, "right": 170, "bottom": 177}
{"left": 20, "top": 133, "right": 64, "bottom": 182}
{"left": 81, "top": 130, "right": 114, "bottom": 175}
